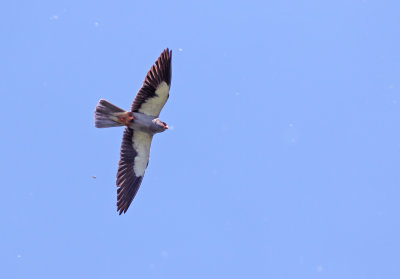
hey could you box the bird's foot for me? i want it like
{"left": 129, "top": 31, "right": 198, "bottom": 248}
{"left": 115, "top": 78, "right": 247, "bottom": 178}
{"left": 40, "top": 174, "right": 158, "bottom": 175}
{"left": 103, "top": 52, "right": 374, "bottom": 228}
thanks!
{"left": 117, "top": 112, "right": 134, "bottom": 126}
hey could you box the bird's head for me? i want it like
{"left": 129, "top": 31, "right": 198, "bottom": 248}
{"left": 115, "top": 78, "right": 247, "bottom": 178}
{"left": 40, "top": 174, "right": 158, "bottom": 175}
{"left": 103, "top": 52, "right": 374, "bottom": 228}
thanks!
{"left": 152, "top": 118, "right": 168, "bottom": 133}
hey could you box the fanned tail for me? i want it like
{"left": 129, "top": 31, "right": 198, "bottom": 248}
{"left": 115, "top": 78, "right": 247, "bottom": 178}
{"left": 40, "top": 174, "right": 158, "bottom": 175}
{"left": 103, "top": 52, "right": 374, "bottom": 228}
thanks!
{"left": 95, "top": 99, "right": 126, "bottom": 128}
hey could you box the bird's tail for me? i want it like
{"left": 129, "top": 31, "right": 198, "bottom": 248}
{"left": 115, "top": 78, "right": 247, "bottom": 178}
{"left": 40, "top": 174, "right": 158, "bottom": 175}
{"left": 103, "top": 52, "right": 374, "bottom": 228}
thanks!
{"left": 95, "top": 99, "right": 129, "bottom": 128}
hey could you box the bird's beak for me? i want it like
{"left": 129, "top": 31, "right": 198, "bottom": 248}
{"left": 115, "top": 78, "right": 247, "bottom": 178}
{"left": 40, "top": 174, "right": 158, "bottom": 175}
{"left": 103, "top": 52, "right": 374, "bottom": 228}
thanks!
{"left": 165, "top": 124, "right": 169, "bottom": 129}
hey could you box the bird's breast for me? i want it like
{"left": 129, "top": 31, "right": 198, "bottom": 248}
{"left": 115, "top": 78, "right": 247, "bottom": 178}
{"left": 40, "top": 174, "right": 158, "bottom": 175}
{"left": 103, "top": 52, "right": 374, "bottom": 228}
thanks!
{"left": 129, "top": 113, "right": 157, "bottom": 133}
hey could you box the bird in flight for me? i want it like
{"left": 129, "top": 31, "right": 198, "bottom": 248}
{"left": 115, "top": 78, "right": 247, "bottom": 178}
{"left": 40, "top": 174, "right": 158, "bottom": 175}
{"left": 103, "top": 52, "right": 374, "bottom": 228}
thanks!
{"left": 94, "top": 49, "right": 172, "bottom": 214}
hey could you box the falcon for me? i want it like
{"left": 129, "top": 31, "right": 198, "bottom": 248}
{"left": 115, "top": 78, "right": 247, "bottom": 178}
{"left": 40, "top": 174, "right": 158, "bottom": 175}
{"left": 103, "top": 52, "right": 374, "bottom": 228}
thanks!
{"left": 94, "top": 49, "right": 172, "bottom": 214}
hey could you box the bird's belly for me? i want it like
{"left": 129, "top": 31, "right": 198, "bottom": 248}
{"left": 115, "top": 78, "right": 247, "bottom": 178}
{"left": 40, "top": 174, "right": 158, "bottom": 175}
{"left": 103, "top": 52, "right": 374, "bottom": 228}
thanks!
{"left": 129, "top": 113, "right": 156, "bottom": 133}
{"left": 129, "top": 121, "right": 152, "bottom": 132}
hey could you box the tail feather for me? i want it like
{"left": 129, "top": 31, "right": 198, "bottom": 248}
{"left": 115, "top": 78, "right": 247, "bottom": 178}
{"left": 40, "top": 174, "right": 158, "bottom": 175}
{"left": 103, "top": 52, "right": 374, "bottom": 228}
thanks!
{"left": 95, "top": 99, "right": 126, "bottom": 128}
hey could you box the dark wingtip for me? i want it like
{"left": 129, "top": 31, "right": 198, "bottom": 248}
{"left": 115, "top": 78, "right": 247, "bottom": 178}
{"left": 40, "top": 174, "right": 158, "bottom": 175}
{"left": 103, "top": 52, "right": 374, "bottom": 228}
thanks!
{"left": 117, "top": 204, "right": 126, "bottom": 215}
{"left": 117, "top": 202, "right": 126, "bottom": 215}
{"left": 159, "top": 48, "right": 172, "bottom": 86}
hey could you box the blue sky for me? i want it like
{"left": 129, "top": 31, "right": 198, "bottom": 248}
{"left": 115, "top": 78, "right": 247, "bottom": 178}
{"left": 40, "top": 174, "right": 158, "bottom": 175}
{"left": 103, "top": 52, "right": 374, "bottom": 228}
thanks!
{"left": 1, "top": 1, "right": 399, "bottom": 278}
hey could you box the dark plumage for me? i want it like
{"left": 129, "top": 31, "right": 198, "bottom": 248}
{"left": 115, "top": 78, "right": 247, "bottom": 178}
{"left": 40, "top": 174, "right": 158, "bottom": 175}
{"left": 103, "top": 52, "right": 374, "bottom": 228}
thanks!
{"left": 131, "top": 49, "right": 172, "bottom": 115}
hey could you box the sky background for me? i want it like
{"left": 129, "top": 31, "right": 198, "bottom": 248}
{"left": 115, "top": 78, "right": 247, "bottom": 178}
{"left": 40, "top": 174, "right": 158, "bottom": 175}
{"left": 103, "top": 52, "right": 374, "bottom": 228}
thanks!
{"left": 1, "top": 1, "right": 399, "bottom": 278}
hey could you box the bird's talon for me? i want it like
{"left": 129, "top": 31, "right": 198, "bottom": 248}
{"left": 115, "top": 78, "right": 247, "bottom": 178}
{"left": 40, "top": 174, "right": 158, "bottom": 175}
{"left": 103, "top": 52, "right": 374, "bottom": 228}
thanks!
{"left": 116, "top": 111, "right": 135, "bottom": 126}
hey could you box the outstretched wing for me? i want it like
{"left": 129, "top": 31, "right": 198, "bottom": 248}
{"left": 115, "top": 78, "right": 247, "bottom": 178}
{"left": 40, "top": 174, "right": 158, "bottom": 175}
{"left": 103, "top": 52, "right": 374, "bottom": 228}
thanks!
{"left": 131, "top": 49, "right": 172, "bottom": 117}
{"left": 116, "top": 127, "right": 153, "bottom": 214}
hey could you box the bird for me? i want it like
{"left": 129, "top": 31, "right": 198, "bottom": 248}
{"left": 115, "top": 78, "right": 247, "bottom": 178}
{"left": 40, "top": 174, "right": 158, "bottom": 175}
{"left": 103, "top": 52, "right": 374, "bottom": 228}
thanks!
{"left": 94, "top": 49, "right": 172, "bottom": 214}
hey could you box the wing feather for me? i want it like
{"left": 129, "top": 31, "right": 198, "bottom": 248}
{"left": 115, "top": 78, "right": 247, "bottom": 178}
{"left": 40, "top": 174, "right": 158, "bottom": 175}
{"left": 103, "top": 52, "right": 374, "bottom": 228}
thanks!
{"left": 116, "top": 127, "right": 152, "bottom": 214}
{"left": 131, "top": 49, "right": 172, "bottom": 117}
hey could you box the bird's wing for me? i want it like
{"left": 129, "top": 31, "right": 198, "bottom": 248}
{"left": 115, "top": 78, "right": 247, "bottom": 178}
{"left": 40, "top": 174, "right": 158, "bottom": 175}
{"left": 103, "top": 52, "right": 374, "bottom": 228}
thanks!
{"left": 131, "top": 49, "right": 172, "bottom": 117}
{"left": 116, "top": 127, "right": 153, "bottom": 214}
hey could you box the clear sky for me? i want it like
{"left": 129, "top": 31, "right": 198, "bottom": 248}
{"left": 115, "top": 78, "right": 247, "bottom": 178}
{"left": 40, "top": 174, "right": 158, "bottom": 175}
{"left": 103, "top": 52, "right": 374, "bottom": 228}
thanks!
{"left": 1, "top": 1, "right": 399, "bottom": 278}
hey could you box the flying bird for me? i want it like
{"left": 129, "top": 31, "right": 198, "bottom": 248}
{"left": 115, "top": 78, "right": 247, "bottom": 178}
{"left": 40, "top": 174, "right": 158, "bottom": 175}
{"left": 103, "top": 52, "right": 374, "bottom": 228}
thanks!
{"left": 94, "top": 49, "right": 172, "bottom": 214}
